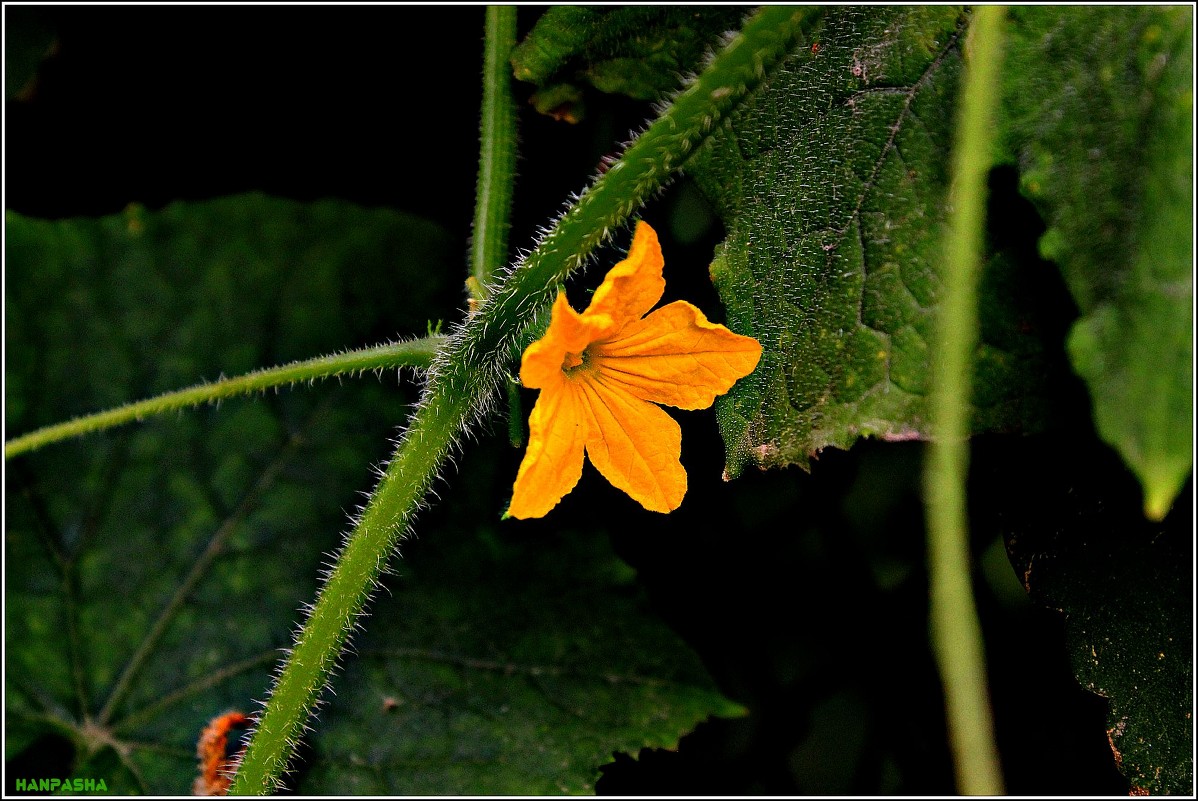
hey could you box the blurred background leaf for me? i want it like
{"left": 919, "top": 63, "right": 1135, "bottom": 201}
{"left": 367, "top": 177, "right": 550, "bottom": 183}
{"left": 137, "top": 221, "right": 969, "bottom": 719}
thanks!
{"left": 998, "top": 6, "right": 1194, "bottom": 520}
{"left": 990, "top": 10, "right": 1196, "bottom": 782}
{"left": 5, "top": 195, "right": 456, "bottom": 792}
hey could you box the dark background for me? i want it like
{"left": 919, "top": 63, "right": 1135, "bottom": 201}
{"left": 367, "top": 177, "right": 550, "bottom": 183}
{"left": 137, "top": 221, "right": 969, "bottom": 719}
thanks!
{"left": 8, "top": 5, "right": 1182, "bottom": 794}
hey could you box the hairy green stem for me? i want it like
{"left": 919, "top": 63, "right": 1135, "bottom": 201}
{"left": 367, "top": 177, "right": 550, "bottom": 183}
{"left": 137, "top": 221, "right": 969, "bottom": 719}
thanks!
{"left": 228, "top": 7, "right": 814, "bottom": 794}
{"left": 469, "top": 5, "right": 518, "bottom": 302}
{"left": 924, "top": 6, "right": 1006, "bottom": 796}
{"left": 4, "top": 337, "right": 442, "bottom": 460}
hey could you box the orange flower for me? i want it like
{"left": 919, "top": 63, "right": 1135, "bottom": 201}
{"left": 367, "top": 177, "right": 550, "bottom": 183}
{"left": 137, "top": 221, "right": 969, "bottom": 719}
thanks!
{"left": 507, "top": 221, "right": 762, "bottom": 519}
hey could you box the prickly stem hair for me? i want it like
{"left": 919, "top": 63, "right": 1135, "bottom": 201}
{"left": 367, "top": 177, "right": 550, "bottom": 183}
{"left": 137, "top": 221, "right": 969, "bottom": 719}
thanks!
{"left": 228, "top": 7, "right": 814, "bottom": 794}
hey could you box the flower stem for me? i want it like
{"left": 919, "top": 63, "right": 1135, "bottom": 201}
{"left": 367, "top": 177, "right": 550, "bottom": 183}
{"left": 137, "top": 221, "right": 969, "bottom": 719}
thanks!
{"left": 469, "top": 5, "right": 518, "bottom": 302}
{"left": 3, "top": 337, "right": 442, "bottom": 460}
{"left": 227, "top": 7, "right": 815, "bottom": 794}
{"left": 924, "top": 6, "right": 1007, "bottom": 795}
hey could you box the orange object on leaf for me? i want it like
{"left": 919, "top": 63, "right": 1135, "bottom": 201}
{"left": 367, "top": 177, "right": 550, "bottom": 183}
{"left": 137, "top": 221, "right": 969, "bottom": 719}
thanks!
{"left": 507, "top": 221, "right": 762, "bottom": 519}
{"left": 192, "top": 710, "right": 250, "bottom": 796}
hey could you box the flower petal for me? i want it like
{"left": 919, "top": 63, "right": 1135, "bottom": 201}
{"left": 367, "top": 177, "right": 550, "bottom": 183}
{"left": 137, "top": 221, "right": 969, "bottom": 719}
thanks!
{"left": 577, "top": 374, "right": 686, "bottom": 513}
{"left": 583, "top": 221, "right": 666, "bottom": 332}
{"left": 508, "top": 382, "right": 588, "bottom": 519}
{"left": 591, "top": 301, "right": 762, "bottom": 410}
{"left": 521, "top": 292, "right": 612, "bottom": 390}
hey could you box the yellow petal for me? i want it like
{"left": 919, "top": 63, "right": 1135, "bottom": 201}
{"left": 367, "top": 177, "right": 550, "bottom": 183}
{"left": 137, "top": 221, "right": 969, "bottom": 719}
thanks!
{"left": 584, "top": 221, "right": 666, "bottom": 332}
{"left": 508, "top": 382, "right": 588, "bottom": 519}
{"left": 592, "top": 301, "right": 762, "bottom": 410}
{"left": 577, "top": 374, "right": 686, "bottom": 513}
{"left": 521, "top": 292, "right": 612, "bottom": 390}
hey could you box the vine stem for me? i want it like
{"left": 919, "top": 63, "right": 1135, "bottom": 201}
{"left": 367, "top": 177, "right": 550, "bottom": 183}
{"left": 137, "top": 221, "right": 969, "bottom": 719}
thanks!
{"left": 468, "top": 5, "right": 518, "bottom": 302}
{"left": 924, "top": 6, "right": 1007, "bottom": 795}
{"left": 3, "top": 337, "right": 442, "bottom": 460}
{"left": 228, "top": 6, "right": 816, "bottom": 794}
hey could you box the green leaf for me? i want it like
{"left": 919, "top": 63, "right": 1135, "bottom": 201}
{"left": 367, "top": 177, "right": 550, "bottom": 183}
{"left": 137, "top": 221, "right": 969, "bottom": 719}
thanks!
{"left": 688, "top": 7, "right": 1047, "bottom": 476}
{"left": 4, "top": 195, "right": 737, "bottom": 794}
{"left": 998, "top": 6, "right": 1194, "bottom": 520}
{"left": 297, "top": 526, "right": 744, "bottom": 794}
{"left": 511, "top": 6, "right": 747, "bottom": 119}
{"left": 1001, "top": 444, "right": 1193, "bottom": 795}
{"left": 4, "top": 195, "right": 450, "bottom": 792}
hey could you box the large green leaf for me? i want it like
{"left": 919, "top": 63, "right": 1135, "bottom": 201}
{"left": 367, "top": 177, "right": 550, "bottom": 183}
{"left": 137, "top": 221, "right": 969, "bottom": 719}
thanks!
{"left": 998, "top": 6, "right": 1194, "bottom": 520}
{"left": 4, "top": 196, "right": 738, "bottom": 793}
{"left": 5, "top": 195, "right": 454, "bottom": 793}
{"left": 299, "top": 524, "right": 744, "bottom": 794}
{"left": 687, "top": 7, "right": 1049, "bottom": 476}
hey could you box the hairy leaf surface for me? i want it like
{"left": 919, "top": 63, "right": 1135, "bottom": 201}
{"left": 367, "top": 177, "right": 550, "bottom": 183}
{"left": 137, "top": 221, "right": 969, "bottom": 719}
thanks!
{"left": 300, "top": 527, "right": 744, "bottom": 794}
{"left": 689, "top": 7, "right": 1049, "bottom": 475}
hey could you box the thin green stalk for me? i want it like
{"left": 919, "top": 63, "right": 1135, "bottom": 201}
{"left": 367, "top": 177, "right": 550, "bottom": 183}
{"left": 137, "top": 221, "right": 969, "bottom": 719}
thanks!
{"left": 924, "top": 6, "right": 1006, "bottom": 796}
{"left": 228, "top": 7, "right": 815, "bottom": 794}
{"left": 469, "top": 5, "right": 518, "bottom": 302}
{"left": 4, "top": 337, "right": 443, "bottom": 460}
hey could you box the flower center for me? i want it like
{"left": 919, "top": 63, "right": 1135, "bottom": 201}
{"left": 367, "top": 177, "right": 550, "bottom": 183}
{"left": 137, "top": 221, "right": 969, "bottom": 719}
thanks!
{"left": 561, "top": 348, "right": 592, "bottom": 376}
